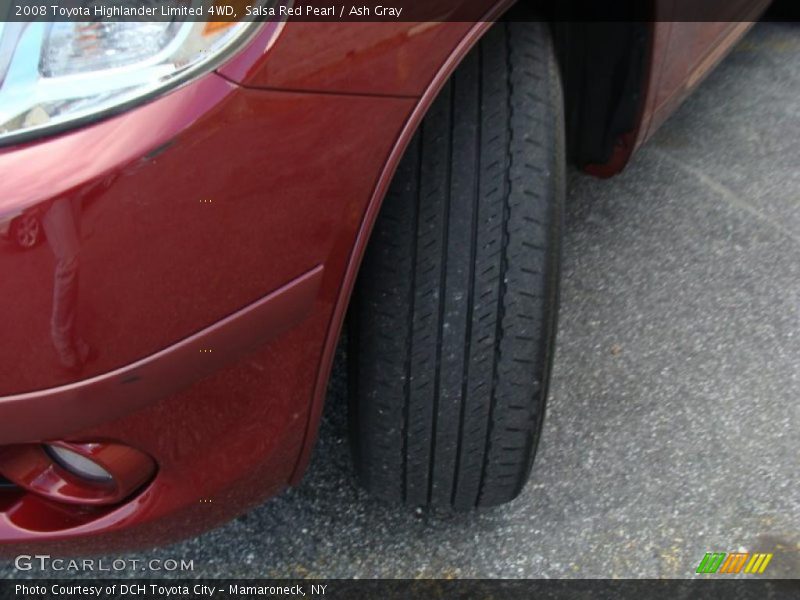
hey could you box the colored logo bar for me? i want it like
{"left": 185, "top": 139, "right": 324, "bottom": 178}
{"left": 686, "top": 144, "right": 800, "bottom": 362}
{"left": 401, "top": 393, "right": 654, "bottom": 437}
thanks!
{"left": 696, "top": 552, "right": 773, "bottom": 574}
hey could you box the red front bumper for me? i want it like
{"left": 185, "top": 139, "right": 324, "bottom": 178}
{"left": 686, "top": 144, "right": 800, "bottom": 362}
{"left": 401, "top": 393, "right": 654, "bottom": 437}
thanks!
{"left": 0, "top": 59, "right": 414, "bottom": 552}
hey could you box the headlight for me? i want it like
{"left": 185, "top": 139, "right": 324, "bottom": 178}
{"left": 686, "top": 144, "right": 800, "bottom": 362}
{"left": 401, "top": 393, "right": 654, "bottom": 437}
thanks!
{"left": 0, "top": 11, "right": 261, "bottom": 146}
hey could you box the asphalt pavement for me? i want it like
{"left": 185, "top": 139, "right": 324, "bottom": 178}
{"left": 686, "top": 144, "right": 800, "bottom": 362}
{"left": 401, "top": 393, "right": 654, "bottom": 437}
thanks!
{"left": 2, "top": 21, "right": 799, "bottom": 579}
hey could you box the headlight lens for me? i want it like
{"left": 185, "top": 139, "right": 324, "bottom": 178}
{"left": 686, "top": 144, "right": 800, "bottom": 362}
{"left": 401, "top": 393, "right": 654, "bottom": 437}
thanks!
{"left": 0, "top": 15, "right": 260, "bottom": 145}
{"left": 40, "top": 22, "right": 185, "bottom": 77}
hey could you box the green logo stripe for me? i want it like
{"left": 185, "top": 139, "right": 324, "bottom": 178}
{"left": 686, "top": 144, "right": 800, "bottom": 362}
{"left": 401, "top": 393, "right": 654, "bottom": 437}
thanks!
{"left": 697, "top": 552, "right": 727, "bottom": 574}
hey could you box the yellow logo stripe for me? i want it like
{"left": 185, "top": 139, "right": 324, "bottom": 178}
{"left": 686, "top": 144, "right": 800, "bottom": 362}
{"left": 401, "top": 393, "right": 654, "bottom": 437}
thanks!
{"left": 745, "top": 553, "right": 773, "bottom": 574}
{"left": 756, "top": 554, "right": 773, "bottom": 574}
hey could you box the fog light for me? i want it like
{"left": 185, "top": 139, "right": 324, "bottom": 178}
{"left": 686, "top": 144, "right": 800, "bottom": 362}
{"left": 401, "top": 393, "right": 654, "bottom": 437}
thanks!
{"left": 45, "top": 445, "right": 114, "bottom": 483}
{"left": 0, "top": 442, "right": 156, "bottom": 506}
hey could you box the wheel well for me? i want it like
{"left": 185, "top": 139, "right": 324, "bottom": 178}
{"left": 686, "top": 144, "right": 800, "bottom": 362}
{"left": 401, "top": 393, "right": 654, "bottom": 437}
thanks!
{"left": 557, "top": 21, "right": 651, "bottom": 168}
{"left": 505, "top": 2, "right": 653, "bottom": 169}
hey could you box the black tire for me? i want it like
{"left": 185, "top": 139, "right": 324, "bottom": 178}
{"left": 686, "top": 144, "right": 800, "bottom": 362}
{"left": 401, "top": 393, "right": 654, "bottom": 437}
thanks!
{"left": 350, "top": 22, "right": 564, "bottom": 509}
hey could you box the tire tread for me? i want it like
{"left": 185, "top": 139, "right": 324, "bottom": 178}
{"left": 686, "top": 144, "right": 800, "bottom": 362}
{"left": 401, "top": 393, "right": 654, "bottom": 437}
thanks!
{"left": 352, "top": 22, "right": 564, "bottom": 508}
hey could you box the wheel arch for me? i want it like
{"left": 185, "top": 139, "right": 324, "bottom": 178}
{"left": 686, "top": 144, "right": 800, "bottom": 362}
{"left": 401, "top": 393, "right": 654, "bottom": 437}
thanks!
{"left": 289, "top": 12, "right": 509, "bottom": 483}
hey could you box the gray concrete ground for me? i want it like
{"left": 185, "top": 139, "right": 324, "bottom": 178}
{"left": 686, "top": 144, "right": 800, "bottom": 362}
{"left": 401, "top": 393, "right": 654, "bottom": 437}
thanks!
{"left": 2, "top": 21, "right": 799, "bottom": 579}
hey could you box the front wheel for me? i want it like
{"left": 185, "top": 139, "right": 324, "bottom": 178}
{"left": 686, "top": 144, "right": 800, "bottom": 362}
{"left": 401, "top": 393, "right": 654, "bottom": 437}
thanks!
{"left": 350, "top": 22, "right": 565, "bottom": 509}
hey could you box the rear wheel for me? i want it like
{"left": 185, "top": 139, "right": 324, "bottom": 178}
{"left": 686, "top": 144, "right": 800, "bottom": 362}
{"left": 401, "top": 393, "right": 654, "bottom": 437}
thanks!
{"left": 350, "top": 22, "right": 564, "bottom": 509}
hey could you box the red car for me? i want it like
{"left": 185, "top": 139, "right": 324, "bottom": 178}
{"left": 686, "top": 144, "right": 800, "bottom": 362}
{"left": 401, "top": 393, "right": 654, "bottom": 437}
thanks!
{"left": 0, "top": 2, "right": 771, "bottom": 552}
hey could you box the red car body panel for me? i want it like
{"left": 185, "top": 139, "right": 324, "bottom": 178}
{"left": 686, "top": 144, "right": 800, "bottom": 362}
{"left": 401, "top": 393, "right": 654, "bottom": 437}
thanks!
{"left": 0, "top": 74, "right": 416, "bottom": 550}
{"left": 221, "top": 22, "right": 477, "bottom": 95}
{"left": 636, "top": 4, "right": 768, "bottom": 149}
{"left": 0, "top": 1, "right": 767, "bottom": 551}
